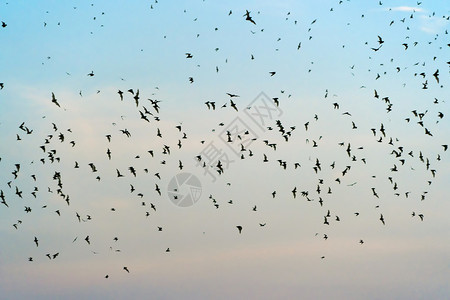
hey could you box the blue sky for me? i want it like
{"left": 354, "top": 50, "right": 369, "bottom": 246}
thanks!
{"left": 1, "top": 0, "right": 449, "bottom": 299}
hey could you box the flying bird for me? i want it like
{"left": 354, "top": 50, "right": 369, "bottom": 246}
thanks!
{"left": 51, "top": 93, "right": 60, "bottom": 107}
{"left": 244, "top": 10, "right": 256, "bottom": 25}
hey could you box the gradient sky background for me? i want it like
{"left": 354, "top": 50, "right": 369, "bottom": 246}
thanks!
{"left": 0, "top": 0, "right": 449, "bottom": 299}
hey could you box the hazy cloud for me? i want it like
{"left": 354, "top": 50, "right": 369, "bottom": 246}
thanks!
{"left": 389, "top": 6, "right": 424, "bottom": 12}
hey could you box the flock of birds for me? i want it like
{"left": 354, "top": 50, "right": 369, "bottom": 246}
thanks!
{"left": 0, "top": 0, "right": 449, "bottom": 281}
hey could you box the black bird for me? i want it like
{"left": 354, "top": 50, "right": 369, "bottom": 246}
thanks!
{"left": 380, "top": 214, "right": 385, "bottom": 225}
{"left": 88, "top": 163, "right": 97, "bottom": 172}
{"left": 244, "top": 10, "right": 256, "bottom": 25}
{"left": 230, "top": 99, "right": 238, "bottom": 111}
{"left": 0, "top": 190, "right": 8, "bottom": 207}
{"left": 205, "top": 101, "right": 215, "bottom": 110}
{"left": 51, "top": 93, "right": 60, "bottom": 107}
{"left": 371, "top": 187, "right": 379, "bottom": 198}
{"left": 432, "top": 69, "right": 439, "bottom": 83}
{"left": 377, "top": 35, "right": 384, "bottom": 44}
{"left": 226, "top": 93, "right": 239, "bottom": 98}
{"left": 236, "top": 225, "right": 243, "bottom": 233}
{"left": 134, "top": 89, "right": 140, "bottom": 107}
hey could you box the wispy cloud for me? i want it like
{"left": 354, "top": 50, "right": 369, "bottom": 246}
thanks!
{"left": 389, "top": 6, "right": 424, "bottom": 12}
{"left": 419, "top": 15, "right": 449, "bottom": 34}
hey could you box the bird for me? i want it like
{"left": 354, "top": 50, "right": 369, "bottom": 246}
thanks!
{"left": 205, "top": 101, "right": 215, "bottom": 110}
{"left": 230, "top": 100, "right": 238, "bottom": 111}
{"left": 226, "top": 93, "right": 239, "bottom": 98}
{"left": 432, "top": 70, "right": 439, "bottom": 84}
{"left": 244, "top": 10, "right": 256, "bottom": 25}
{"left": 236, "top": 226, "right": 243, "bottom": 234}
{"left": 51, "top": 93, "right": 60, "bottom": 107}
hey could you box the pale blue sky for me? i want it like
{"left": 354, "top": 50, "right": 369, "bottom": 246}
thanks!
{"left": 1, "top": 0, "right": 449, "bottom": 299}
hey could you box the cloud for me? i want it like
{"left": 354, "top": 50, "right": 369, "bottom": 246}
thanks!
{"left": 419, "top": 15, "right": 449, "bottom": 34}
{"left": 389, "top": 6, "right": 424, "bottom": 12}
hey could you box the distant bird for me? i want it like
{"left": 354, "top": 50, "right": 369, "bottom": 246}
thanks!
{"left": 244, "top": 10, "right": 256, "bottom": 25}
{"left": 230, "top": 99, "right": 238, "bottom": 111}
{"left": 432, "top": 69, "right": 439, "bottom": 84}
{"left": 51, "top": 93, "right": 60, "bottom": 107}
{"left": 236, "top": 225, "right": 243, "bottom": 234}
{"left": 205, "top": 101, "right": 215, "bottom": 110}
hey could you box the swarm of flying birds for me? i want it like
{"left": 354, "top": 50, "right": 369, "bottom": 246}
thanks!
{"left": 0, "top": 0, "right": 448, "bottom": 281}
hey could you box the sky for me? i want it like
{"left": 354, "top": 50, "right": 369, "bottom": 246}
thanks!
{"left": 0, "top": 0, "right": 449, "bottom": 299}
